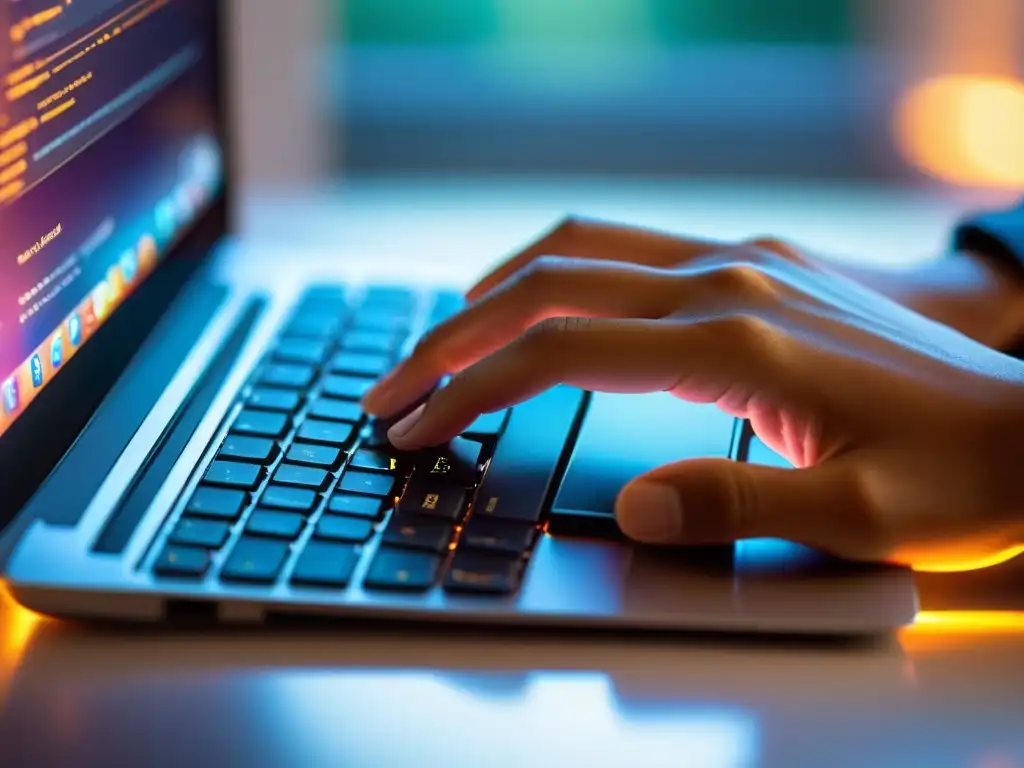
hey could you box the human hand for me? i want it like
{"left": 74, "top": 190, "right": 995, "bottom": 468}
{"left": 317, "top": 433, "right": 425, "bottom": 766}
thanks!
{"left": 363, "top": 218, "right": 1024, "bottom": 570}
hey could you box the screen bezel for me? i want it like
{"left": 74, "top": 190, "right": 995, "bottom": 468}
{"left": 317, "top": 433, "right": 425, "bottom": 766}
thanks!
{"left": 0, "top": 0, "right": 234, "bottom": 526}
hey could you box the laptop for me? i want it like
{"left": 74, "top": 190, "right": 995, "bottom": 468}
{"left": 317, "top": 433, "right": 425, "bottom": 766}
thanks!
{"left": 0, "top": 1, "right": 917, "bottom": 634}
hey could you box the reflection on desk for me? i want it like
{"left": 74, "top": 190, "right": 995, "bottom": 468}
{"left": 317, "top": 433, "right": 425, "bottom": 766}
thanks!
{"left": 2, "top": 577, "right": 1024, "bottom": 766}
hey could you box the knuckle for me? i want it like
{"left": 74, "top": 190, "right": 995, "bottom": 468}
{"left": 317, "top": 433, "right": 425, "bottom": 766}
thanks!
{"left": 745, "top": 236, "right": 788, "bottom": 254}
{"left": 523, "top": 316, "right": 589, "bottom": 352}
{"left": 724, "top": 469, "right": 760, "bottom": 538}
{"left": 715, "top": 314, "right": 778, "bottom": 350}
{"left": 518, "top": 254, "right": 568, "bottom": 293}
{"left": 551, "top": 214, "right": 588, "bottom": 242}
{"left": 745, "top": 236, "right": 802, "bottom": 262}
{"left": 710, "top": 263, "right": 777, "bottom": 299}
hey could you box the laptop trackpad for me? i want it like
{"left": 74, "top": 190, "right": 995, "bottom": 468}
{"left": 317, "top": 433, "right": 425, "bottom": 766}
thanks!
{"left": 549, "top": 392, "right": 739, "bottom": 535}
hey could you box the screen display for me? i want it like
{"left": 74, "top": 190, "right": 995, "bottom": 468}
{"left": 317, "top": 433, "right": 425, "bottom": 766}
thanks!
{"left": 0, "top": 0, "right": 222, "bottom": 439}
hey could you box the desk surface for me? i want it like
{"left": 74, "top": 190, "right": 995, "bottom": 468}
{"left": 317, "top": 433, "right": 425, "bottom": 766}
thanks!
{"left": 3, "top": 179, "right": 1023, "bottom": 767}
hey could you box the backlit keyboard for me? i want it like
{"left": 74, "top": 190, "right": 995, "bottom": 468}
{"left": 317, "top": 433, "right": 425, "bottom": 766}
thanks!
{"left": 148, "top": 284, "right": 574, "bottom": 596}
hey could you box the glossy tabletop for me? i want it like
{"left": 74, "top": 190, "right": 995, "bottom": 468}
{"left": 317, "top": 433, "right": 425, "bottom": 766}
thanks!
{"left": 2, "top": 179, "right": 1023, "bottom": 767}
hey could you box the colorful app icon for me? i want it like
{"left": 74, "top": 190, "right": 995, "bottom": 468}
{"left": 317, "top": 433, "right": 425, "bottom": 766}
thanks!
{"left": 181, "top": 135, "right": 221, "bottom": 191}
{"left": 69, "top": 313, "right": 81, "bottom": 346}
{"left": 107, "top": 265, "right": 124, "bottom": 300}
{"left": 92, "top": 281, "right": 111, "bottom": 321}
{"left": 51, "top": 334, "right": 63, "bottom": 369}
{"left": 82, "top": 298, "right": 98, "bottom": 332}
{"left": 120, "top": 249, "right": 137, "bottom": 283}
{"left": 137, "top": 234, "right": 158, "bottom": 273}
{"left": 30, "top": 354, "right": 43, "bottom": 388}
{"left": 174, "top": 185, "right": 193, "bottom": 225}
{"left": 1, "top": 376, "right": 18, "bottom": 414}
{"left": 156, "top": 197, "right": 177, "bottom": 241}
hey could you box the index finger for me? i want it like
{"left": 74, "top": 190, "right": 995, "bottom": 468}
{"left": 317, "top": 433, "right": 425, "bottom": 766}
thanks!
{"left": 468, "top": 217, "right": 728, "bottom": 301}
{"left": 387, "top": 315, "right": 797, "bottom": 449}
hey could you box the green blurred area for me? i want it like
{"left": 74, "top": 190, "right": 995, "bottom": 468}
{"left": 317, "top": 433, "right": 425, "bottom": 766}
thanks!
{"left": 341, "top": 0, "right": 856, "bottom": 46}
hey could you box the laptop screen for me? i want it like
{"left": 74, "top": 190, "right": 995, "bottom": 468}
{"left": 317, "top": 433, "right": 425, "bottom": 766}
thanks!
{"left": 0, "top": 0, "right": 222, "bottom": 440}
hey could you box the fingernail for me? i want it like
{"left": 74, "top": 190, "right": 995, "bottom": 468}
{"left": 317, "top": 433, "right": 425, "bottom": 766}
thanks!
{"left": 387, "top": 403, "right": 425, "bottom": 443}
{"left": 615, "top": 482, "right": 683, "bottom": 543}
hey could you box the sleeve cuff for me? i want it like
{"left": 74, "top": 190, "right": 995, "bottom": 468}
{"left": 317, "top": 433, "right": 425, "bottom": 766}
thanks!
{"left": 953, "top": 200, "right": 1024, "bottom": 268}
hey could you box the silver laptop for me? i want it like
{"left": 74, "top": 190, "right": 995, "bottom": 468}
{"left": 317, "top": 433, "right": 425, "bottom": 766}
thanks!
{"left": 0, "top": 0, "right": 917, "bottom": 635}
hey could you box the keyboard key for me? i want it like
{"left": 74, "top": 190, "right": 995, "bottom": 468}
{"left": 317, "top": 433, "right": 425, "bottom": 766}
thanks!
{"left": 352, "top": 311, "right": 410, "bottom": 334}
{"left": 382, "top": 516, "right": 454, "bottom": 552}
{"left": 297, "top": 419, "right": 355, "bottom": 447}
{"left": 362, "top": 286, "right": 415, "bottom": 309}
{"left": 315, "top": 514, "right": 374, "bottom": 543}
{"left": 413, "top": 438, "right": 483, "bottom": 486}
{"left": 398, "top": 482, "right": 467, "bottom": 522}
{"left": 328, "top": 352, "right": 391, "bottom": 378}
{"left": 170, "top": 518, "right": 231, "bottom": 549}
{"left": 260, "top": 363, "right": 316, "bottom": 390}
{"left": 246, "top": 510, "right": 306, "bottom": 539}
{"left": 284, "top": 313, "right": 342, "bottom": 340}
{"left": 444, "top": 550, "right": 523, "bottom": 595}
{"left": 322, "top": 375, "right": 373, "bottom": 401}
{"left": 291, "top": 542, "right": 361, "bottom": 588}
{"left": 204, "top": 461, "right": 263, "bottom": 490}
{"left": 342, "top": 330, "right": 399, "bottom": 355}
{"left": 273, "top": 464, "right": 330, "bottom": 490}
{"left": 361, "top": 420, "right": 394, "bottom": 448}
{"left": 286, "top": 442, "right": 342, "bottom": 469}
{"left": 299, "top": 285, "right": 347, "bottom": 304}
{"left": 462, "top": 411, "right": 508, "bottom": 441}
{"left": 154, "top": 545, "right": 211, "bottom": 578}
{"left": 308, "top": 398, "right": 362, "bottom": 423}
{"left": 274, "top": 338, "right": 330, "bottom": 366}
{"left": 232, "top": 409, "right": 289, "bottom": 439}
{"left": 260, "top": 485, "right": 319, "bottom": 513}
{"left": 363, "top": 548, "right": 441, "bottom": 591}
{"left": 219, "top": 435, "right": 276, "bottom": 464}
{"left": 187, "top": 487, "right": 247, "bottom": 520}
{"left": 221, "top": 538, "right": 291, "bottom": 583}
{"left": 474, "top": 386, "right": 584, "bottom": 524}
{"left": 249, "top": 388, "right": 303, "bottom": 413}
{"left": 459, "top": 516, "right": 537, "bottom": 554}
{"left": 328, "top": 493, "right": 386, "bottom": 520}
{"left": 339, "top": 469, "right": 394, "bottom": 497}
{"left": 349, "top": 449, "right": 401, "bottom": 473}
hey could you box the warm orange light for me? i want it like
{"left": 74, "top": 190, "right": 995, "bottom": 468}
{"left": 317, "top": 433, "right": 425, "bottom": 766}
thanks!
{"left": 0, "top": 582, "right": 47, "bottom": 663}
{"left": 913, "top": 614, "right": 1024, "bottom": 638}
{"left": 0, "top": 581, "right": 48, "bottom": 707}
{"left": 900, "top": 611, "right": 1024, "bottom": 653}
{"left": 909, "top": 544, "right": 1024, "bottom": 573}
{"left": 895, "top": 75, "right": 1024, "bottom": 188}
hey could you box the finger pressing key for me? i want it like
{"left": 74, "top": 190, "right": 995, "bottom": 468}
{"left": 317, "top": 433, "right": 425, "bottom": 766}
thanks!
{"left": 363, "top": 258, "right": 691, "bottom": 417}
{"left": 385, "top": 316, "right": 794, "bottom": 449}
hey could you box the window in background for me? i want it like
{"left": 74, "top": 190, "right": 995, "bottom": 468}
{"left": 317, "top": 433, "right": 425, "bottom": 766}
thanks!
{"left": 327, "top": 0, "right": 1022, "bottom": 188}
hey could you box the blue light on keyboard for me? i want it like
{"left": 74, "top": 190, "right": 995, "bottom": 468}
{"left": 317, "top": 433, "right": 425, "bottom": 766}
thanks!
{"left": 736, "top": 538, "right": 820, "bottom": 569}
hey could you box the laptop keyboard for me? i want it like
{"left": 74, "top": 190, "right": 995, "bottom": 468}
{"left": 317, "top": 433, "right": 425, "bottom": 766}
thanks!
{"left": 149, "top": 284, "right": 570, "bottom": 596}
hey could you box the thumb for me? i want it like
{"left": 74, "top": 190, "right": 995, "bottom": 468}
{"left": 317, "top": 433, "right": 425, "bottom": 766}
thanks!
{"left": 615, "top": 458, "right": 856, "bottom": 548}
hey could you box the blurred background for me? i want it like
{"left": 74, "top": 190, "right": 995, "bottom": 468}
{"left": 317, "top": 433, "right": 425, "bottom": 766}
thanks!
{"left": 231, "top": 0, "right": 1022, "bottom": 268}
{"left": 330, "top": 0, "right": 1023, "bottom": 185}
